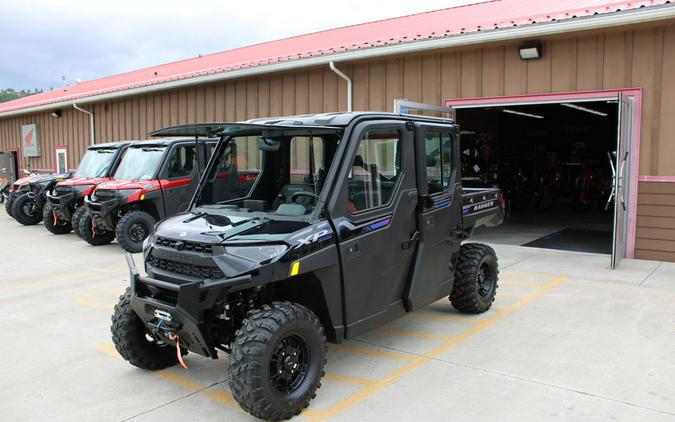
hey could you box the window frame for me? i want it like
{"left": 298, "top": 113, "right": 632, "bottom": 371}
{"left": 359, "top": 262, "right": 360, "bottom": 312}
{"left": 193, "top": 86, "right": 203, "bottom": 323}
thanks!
{"left": 163, "top": 143, "right": 198, "bottom": 180}
{"left": 346, "top": 125, "right": 405, "bottom": 216}
{"left": 423, "top": 129, "right": 456, "bottom": 198}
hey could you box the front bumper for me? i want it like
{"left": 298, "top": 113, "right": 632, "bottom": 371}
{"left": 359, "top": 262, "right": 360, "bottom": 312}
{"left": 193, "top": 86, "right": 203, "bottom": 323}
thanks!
{"left": 84, "top": 195, "right": 123, "bottom": 230}
{"left": 46, "top": 191, "right": 78, "bottom": 220}
{"left": 127, "top": 254, "right": 254, "bottom": 358}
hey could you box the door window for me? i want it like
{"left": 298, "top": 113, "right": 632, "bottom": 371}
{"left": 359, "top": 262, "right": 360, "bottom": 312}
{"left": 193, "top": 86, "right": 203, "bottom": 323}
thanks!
{"left": 347, "top": 129, "right": 402, "bottom": 212}
{"left": 424, "top": 131, "right": 453, "bottom": 194}
{"left": 166, "top": 145, "right": 197, "bottom": 179}
{"left": 56, "top": 147, "right": 68, "bottom": 173}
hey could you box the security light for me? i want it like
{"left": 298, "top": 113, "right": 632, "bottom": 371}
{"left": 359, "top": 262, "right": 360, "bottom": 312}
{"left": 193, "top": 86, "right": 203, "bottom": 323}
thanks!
{"left": 50, "top": 110, "right": 62, "bottom": 118}
{"left": 519, "top": 41, "right": 542, "bottom": 60}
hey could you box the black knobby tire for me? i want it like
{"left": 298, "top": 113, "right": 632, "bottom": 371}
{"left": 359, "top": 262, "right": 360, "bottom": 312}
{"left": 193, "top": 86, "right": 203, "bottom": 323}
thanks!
{"left": 71, "top": 206, "right": 87, "bottom": 238}
{"left": 11, "top": 193, "right": 42, "bottom": 225}
{"left": 229, "top": 302, "right": 327, "bottom": 421}
{"left": 115, "top": 210, "right": 155, "bottom": 253}
{"left": 111, "top": 287, "right": 182, "bottom": 370}
{"left": 4, "top": 195, "right": 14, "bottom": 216}
{"left": 79, "top": 214, "right": 115, "bottom": 246}
{"left": 450, "top": 243, "right": 499, "bottom": 314}
{"left": 42, "top": 203, "right": 72, "bottom": 234}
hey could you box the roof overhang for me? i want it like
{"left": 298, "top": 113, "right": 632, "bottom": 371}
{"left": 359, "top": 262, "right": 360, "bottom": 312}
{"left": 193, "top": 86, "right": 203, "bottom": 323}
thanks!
{"left": 2, "top": 4, "right": 674, "bottom": 119}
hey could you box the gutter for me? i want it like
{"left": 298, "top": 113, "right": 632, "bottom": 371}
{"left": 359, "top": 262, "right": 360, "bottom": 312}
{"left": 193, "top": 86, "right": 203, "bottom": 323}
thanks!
{"left": 329, "top": 61, "right": 352, "bottom": 112}
{"left": 1, "top": 4, "right": 675, "bottom": 119}
{"left": 73, "top": 103, "right": 95, "bottom": 145}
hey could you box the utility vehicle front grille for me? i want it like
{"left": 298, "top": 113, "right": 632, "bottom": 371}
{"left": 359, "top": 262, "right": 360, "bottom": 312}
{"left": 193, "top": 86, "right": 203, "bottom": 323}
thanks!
{"left": 55, "top": 186, "right": 73, "bottom": 196}
{"left": 156, "top": 237, "right": 213, "bottom": 254}
{"left": 147, "top": 256, "right": 224, "bottom": 280}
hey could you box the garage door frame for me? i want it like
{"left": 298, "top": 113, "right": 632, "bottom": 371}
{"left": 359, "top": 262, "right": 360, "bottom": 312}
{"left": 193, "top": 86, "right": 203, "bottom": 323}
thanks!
{"left": 444, "top": 88, "right": 642, "bottom": 259}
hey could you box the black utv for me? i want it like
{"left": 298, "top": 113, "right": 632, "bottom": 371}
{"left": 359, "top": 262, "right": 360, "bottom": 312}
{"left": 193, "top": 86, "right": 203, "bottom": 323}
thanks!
{"left": 111, "top": 113, "right": 504, "bottom": 420}
{"left": 11, "top": 172, "right": 72, "bottom": 225}
{"left": 44, "top": 141, "right": 131, "bottom": 235}
{"left": 82, "top": 138, "right": 219, "bottom": 253}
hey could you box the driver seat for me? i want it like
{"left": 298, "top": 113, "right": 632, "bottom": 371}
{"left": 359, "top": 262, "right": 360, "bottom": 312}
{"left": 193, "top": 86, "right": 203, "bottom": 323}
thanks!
{"left": 272, "top": 184, "right": 316, "bottom": 211}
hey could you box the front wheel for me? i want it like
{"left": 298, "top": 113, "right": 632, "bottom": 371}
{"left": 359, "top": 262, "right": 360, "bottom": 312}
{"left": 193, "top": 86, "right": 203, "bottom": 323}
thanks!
{"left": 115, "top": 210, "right": 155, "bottom": 253}
{"left": 79, "top": 214, "right": 115, "bottom": 246}
{"left": 229, "top": 302, "right": 327, "bottom": 421}
{"left": 42, "top": 203, "right": 72, "bottom": 234}
{"left": 11, "top": 193, "right": 42, "bottom": 225}
{"left": 450, "top": 243, "right": 499, "bottom": 314}
{"left": 71, "top": 206, "right": 87, "bottom": 238}
{"left": 4, "top": 194, "right": 14, "bottom": 216}
{"left": 111, "top": 287, "right": 183, "bottom": 370}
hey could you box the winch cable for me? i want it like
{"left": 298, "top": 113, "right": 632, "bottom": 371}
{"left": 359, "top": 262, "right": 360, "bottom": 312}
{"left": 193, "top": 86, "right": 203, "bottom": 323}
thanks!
{"left": 168, "top": 333, "right": 188, "bottom": 369}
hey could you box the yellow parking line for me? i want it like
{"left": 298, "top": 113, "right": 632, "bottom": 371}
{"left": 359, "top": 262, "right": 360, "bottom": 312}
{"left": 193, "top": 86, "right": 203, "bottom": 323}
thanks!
{"left": 500, "top": 281, "right": 546, "bottom": 287}
{"left": 97, "top": 342, "right": 240, "bottom": 410}
{"left": 407, "top": 310, "right": 479, "bottom": 323}
{"left": 327, "top": 343, "right": 414, "bottom": 361}
{"left": 495, "top": 292, "right": 525, "bottom": 298}
{"left": 305, "top": 275, "right": 567, "bottom": 422}
{"left": 76, "top": 288, "right": 123, "bottom": 310}
{"left": 324, "top": 372, "right": 376, "bottom": 386}
{"left": 377, "top": 327, "right": 454, "bottom": 341}
{"left": 501, "top": 271, "right": 557, "bottom": 279}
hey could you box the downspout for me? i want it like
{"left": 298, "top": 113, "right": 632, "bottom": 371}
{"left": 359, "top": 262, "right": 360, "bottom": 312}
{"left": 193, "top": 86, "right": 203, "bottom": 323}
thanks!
{"left": 329, "top": 61, "right": 352, "bottom": 112}
{"left": 73, "top": 103, "right": 95, "bottom": 146}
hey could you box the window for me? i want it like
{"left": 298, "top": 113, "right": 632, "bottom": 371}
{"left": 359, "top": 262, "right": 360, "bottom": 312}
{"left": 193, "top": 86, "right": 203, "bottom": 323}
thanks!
{"left": 347, "top": 129, "right": 401, "bottom": 212}
{"left": 55, "top": 147, "right": 68, "bottom": 173}
{"left": 200, "top": 137, "right": 263, "bottom": 203}
{"left": 290, "top": 136, "right": 325, "bottom": 185}
{"left": 424, "top": 131, "right": 453, "bottom": 194}
{"left": 166, "top": 145, "right": 197, "bottom": 179}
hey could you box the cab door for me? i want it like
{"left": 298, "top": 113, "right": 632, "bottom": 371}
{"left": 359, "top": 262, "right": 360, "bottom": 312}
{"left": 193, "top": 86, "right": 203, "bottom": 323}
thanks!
{"left": 159, "top": 143, "right": 199, "bottom": 217}
{"left": 328, "top": 121, "right": 418, "bottom": 338}
{"left": 405, "top": 124, "right": 462, "bottom": 311}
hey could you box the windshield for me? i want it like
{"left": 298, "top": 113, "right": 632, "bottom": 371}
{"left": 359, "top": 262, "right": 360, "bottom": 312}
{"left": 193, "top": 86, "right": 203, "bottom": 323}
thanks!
{"left": 73, "top": 148, "right": 117, "bottom": 178}
{"left": 113, "top": 146, "right": 167, "bottom": 180}
{"left": 196, "top": 131, "right": 340, "bottom": 217}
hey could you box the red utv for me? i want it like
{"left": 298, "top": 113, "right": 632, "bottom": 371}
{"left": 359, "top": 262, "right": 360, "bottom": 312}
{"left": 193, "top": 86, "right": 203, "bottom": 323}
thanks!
{"left": 43, "top": 141, "right": 131, "bottom": 235}
{"left": 81, "top": 138, "right": 217, "bottom": 253}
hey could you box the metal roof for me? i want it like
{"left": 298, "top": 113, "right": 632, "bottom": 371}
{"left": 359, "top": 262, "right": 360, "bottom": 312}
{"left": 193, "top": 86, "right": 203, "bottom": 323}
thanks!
{"left": 1, "top": 0, "right": 673, "bottom": 116}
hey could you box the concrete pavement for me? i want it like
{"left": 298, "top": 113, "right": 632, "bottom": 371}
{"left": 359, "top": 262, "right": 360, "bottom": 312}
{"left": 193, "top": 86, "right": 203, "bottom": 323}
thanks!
{"left": 1, "top": 211, "right": 674, "bottom": 421}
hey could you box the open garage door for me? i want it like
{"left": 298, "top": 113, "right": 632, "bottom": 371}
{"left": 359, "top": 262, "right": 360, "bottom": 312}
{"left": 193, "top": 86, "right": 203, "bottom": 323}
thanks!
{"left": 611, "top": 93, "right": 635, "bottom": 268}
{"left": 439, "top": 90, "right": 640, "bottom": 269}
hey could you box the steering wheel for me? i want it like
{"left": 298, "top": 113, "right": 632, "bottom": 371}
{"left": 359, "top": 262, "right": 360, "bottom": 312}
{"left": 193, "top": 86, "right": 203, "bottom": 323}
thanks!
{"left": 290, "top": 191, "right": 319, "bottom": 205}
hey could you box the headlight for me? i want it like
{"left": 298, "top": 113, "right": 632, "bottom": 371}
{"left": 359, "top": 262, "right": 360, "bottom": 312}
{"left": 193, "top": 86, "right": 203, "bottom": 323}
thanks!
{"left": 225, "top": 245, "right": 287, "bottom": 263}
{"left": 143, "top": 232, "right": 155, "bottom": 250}
{"left": 117, "top": 189, "right": 140, "bottom": 197}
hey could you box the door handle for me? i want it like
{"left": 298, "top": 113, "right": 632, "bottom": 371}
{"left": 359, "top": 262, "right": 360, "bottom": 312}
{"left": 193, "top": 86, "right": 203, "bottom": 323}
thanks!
{"left": 402, "top": 231, "right": 420, "bottom": 250}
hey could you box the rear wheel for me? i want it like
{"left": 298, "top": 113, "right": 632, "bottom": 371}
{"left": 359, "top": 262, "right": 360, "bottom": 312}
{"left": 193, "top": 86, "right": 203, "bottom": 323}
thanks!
{"left": 4, "top": 195, "right": 14, "bottom": 216}
{"left": 42, "top": 203, "right": 72, "bottom": 234}
{"left": 450, "top": 243, "right": 499, "bottom": 314}
{"left": 79, "top": 214, "right": 115, "bottom": 246}
{"left": 111, "top": 287, "right": 182, "bottom": 370}
{"left": 11, "top": 193, "right": 42, "bottom": 225}
{"left": 229, "top": 302, "right": 326, "bottom": 421}
{"left": 115, "top": 210, "right": 155, "bottom": 253}
{"left": 71, "top": 206, "right": 87, "bottom": 238}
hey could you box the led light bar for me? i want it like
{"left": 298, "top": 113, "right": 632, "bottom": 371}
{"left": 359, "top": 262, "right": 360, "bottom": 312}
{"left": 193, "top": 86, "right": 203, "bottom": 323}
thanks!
{"left": 502, "top": 109, "right": 544, "bottom": 119}
{"left": 561, "top": 103, "right": 608, "bottom": 116}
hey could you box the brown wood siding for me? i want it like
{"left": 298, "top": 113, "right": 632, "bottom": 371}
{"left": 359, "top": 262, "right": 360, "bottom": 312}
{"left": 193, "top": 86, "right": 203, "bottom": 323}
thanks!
{"left": 2, "top": 22, "right": 675, "bottom": 259}
{"left": 635, "top": 181, "right": 675, "bottom": 261}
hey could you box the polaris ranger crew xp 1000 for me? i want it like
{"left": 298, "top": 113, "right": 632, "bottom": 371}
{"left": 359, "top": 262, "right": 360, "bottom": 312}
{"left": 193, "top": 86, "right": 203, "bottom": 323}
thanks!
{"left": 111, "top": 113, "right": 504, "bottom": 420}
{"left": 44, "top": 141, "right": 131, "bottom": 235}
{"left": 82, "top": 138, "right": 217, "bottom": 253}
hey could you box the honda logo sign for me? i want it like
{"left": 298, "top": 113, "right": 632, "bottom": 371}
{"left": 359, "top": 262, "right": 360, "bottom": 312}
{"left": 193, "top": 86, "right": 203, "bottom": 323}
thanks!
{"left": 21, "top": 123, "right": 41, "bottom": 157}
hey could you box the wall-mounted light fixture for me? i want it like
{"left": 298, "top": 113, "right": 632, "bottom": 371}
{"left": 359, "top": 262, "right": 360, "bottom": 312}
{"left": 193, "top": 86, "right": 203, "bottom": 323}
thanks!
{"left": 519, "top": 41, "right": 542, "bottom": 60}
{"left": 50, "top": 109, "right": 62, "bottom": 118}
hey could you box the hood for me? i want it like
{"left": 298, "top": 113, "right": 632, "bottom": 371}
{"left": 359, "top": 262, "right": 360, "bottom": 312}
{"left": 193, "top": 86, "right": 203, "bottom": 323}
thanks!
{"left": 154, "top": 212, "right": 309, "bottom": 245}
{"left": 96, "top": 179, "right": 160, "bottom": 191}
{"left": 30, "top": 172, "right": 71, "bottom": 187}
{"left": 57, "top": 177, "right": 111, "bottom": 187}
{"left": 12, "top": 174, "right": 40, "bottom": 188}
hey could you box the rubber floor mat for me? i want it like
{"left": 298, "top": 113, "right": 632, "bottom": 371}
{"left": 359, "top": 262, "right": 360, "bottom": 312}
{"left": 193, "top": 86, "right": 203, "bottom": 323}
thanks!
{"left": 522, "top": 228, "right": 611, "bottom": 254}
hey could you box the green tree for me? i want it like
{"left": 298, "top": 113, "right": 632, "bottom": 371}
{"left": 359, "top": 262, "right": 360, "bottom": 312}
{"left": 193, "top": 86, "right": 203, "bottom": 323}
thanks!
{"left": 0, "top": 89, "right": 42, "bottom": 103}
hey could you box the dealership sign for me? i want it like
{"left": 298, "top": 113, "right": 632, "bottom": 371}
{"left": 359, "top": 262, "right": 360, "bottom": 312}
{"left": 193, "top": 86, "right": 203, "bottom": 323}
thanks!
{"left": 21, "top": 123, "right": 40, "bottom": 157}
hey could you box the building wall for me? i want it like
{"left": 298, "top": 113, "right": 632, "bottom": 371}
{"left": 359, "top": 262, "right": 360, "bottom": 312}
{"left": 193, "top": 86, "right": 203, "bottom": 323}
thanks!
{"left": 1, "top": 22, "right": 675, "bottom": 259}
{"left": 636, "top": 181, "right": 675, "bottom": 261}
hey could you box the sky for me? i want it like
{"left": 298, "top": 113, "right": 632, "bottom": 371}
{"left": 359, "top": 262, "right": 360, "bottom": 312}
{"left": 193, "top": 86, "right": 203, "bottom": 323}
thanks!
{"left": 0, "top": 0, "right": 483, "bottom": 92}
